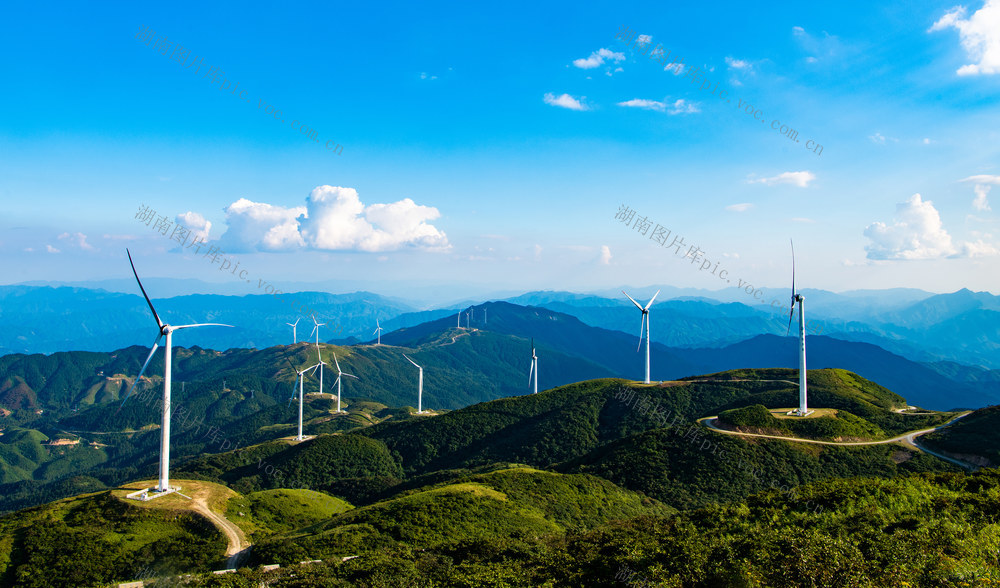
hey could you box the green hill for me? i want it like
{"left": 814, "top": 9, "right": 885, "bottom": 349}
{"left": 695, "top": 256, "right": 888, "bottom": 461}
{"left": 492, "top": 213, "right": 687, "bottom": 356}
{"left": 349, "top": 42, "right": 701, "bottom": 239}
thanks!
{"left": 247, "top": 466, "right": 674, "bottom": 566}
{"left": 921, "top": 404, "right": 1000, "bottom": 467}
{"left": 0, "top": 489, "right": 225, "bottom": 587}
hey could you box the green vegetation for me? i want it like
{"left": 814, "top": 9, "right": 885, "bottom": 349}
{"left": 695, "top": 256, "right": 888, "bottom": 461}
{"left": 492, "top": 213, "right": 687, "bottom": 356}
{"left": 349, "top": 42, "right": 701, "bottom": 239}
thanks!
{"left": 120, "top": 469, "right": 1000, "bottom": 587}
{"left": 0, "top": 490, "right": 225, "bottom": 587}
{"left": 247, "top": 467, "right": 674, "bottom": 566}
{"left": 226, "top": 488, "right": 352, "bottom": 539}
{"left": 719, "top": 403, "right": 887, "bottom": 440}
{"left": 922, "top": 405, "right": 1000, "bottom": 467}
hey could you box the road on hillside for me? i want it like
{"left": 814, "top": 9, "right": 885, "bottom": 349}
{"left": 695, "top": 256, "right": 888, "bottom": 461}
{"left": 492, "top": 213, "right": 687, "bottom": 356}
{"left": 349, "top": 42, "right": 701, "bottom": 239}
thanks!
{"left": 187, "top": 489, "right": 252, "bottom": 569}
{"left": 699, "top": 412, "right": 977, "bottom": 469}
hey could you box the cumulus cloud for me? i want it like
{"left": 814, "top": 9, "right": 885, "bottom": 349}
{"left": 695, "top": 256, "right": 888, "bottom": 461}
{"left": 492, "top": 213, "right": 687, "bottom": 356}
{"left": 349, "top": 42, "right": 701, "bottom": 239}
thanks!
{"left": 214, "top": 186, "right": 449, "bottom": 253}
{"left": 664, "top": 62, "right": 683, "bottom": 75}
{"left": 747, "top": 171, "right": 816, "bottom": 188}
{"left": 177, "top": 212, "right": 212, "bottom": 241}
{"left": 617, "top": 98, "right": 666, "bottom": 112}
{"left": 726, "top": 203, "right": 754, "bottom": 212}
{"left": 218, "top": 198, "right": 306, "bottom": 252}
{"left": 929, "top": 0, "right": 1000, "bottom": 75}
{"left": 961, "top": 174, "right": 1000, "bottom": 211}
{"left": 864, "top": 194, "right": 959, "bottom": 259}
{"left": 46, "top": 244, "right": 60, "bottom": 253}
{"left": 599, "top": 245, "right": 612, "bottom": 265}
{"left": 573, "top": 48, "right": 626, "bottom": 69}
{"left": 543, "top": 93, "right": 588, "bottom": 111}
{"left": 57, "top": 232, "right": 94, "bottom": 250}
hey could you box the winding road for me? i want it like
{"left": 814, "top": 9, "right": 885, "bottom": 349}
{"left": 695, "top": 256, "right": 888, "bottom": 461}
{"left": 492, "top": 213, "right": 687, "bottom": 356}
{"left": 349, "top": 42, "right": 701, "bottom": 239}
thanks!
{"left": 699, "top": 411, "right": 977, "bottom": 470}
{"left": 186, "top": 489, "right": 252, "bottom": 569}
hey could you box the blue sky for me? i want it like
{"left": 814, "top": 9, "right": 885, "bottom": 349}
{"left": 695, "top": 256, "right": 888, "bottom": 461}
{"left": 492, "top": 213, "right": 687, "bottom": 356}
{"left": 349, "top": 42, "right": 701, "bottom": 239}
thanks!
{"left": 2, "top": 0, "right": 999, "bottom": 299}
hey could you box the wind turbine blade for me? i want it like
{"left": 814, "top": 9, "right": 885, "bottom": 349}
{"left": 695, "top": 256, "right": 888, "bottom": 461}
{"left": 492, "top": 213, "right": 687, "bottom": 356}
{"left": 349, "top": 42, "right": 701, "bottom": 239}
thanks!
{"left": 528, "top": 359, "right": 534, "bottom": 386}
{"left": 173, "top": 323, "right": 234, "bottom": 330}
{"left": 636, "top": 314, "right": 646, "bottom": 352}
{"left": 402, "top": 354, "right": 420, "bottom": 368}
{"left": 790, "top": 238, "right": 796, "bottom": 296}
{"left": 333, "top": 351, "right": 342, "bottom": 373}
{"left": 787, "top": 306, "right": 795, "bottom": 336}
{"left": 126, "top": 249, "right": 163, "bottom": 329}
{"left": 643, "top": 289, "right": 661, "bottom": 310}
{"left": 622, "top": 290, "right": 643, "bottom": 310}
{"left": 342, "top": 373, "right": 359, "bottom": 380}
{"left": 121, "top": 334, "right": 163, "bottom": 404}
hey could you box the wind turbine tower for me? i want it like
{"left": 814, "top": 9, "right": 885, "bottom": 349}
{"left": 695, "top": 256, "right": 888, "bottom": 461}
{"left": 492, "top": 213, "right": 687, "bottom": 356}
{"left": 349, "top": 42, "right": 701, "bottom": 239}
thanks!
{"left": 373, "top": 319, "right": 384, "bottom": 345}
{"left": 331, "top": 351, "right": 358, "bottom": 413}
{"left": 623, "top": 289, "right": 660, "bottom": 384}
{"left": 787, "top": 240, "right": 812, "bottom": 417}
{"left": 403, "top": 354, "right": 425, "bottom": 413}
{"left": 121, "top": 250, "right": 232, "bottom": 497}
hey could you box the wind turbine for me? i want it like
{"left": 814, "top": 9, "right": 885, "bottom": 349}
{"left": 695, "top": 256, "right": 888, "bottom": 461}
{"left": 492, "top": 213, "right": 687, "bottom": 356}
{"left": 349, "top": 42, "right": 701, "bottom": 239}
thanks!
{"left": 286, "top": 318, "right": 300, "bottom": 344}
{"left": 787, "top": 240, "right": 811, "bottom": 417}
{"left": 622, "top": 289, "right": 660, "bottom": 384}
{"left": 331, "top": 351, "right": 358, "bottom": 413}
{"left": 286, "top": 358, "right": 320, "bottom": 440}
{"left": 121, "top": 249, "right": 233, "bottom": 496}
{"left": 456, "top": 310, "right": 461, "bottom": 329}
{"left": 310, "top": 317, "right": 326, "bottom": 398}
{"left": 528, "top": 338, "right": 538, "bottom": 394}
{"left": 484, "top": 307, "right": 487, "bottom": 326}
{"left": 402, "top": 354, "right": 425, "bottom": 414}
{"left": 373, "top": 319, "right": 384, "bottom": 345}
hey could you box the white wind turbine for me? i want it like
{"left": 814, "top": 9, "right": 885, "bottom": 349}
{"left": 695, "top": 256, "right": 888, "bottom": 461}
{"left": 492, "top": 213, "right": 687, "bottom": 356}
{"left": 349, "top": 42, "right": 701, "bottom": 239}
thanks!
{"left": 286, "top": 358, "right": 321, "bottom": 441}
{"left": 121, "top": 249, "right": 233, "bottom": 496}
{"left": 623, "top": 289, "right": 660, "bottom": 384}
{"left": 331, "top": 351, "right": 358, "bottom": 413}
{"left": 286, "top": 318, "right": 300, "bottom": 344}
{"left": 528, "top": 338, "right": 538, "bottom": 394}
{"left": 787, "top": 240, "right": 812, "bottom": 417}
{"left": 402, "top": 354, "right": 425, "bottom": 414}
{"left": 456, "top": 310, "right": 461, "bottom": 329}
{"left": 310, "top": 317, "right": 326, "bottom": 397}
{"left": 373, "top": 318, "right": 384, "bottom": 345}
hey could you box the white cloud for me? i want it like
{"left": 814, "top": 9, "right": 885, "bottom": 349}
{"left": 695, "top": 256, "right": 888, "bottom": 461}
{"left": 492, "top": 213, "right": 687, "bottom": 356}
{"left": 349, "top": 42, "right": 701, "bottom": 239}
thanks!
{"left": 637, "top": 34, "right": 652, "bottom": 46}
{"left": 973, "top": 184, "right": 993, "bottom": 211}
{"left": 725, "top": 203, "right": 754, "bottom": 212}
{"left": 747, "top": 171, "right": 816, "bottom": 188}
{"left": 923, "top": 137, "right": 933, "bottom": 144}
{"left": 869, "top": 132, "right": 898, "bottom": 144}
{"left": 57, "top": 232, "right": 94, "bottom": 250}
{"left": 176, "top": 212, "right": 212, "bottom": 241}
{"left": 216, "top": 187, "right": 450, "bottom": 253}
{"left": 572, "top": 48, "right": 626, "bottom": 69}
{"left": 667, "top": 99, "right": 700, "bottom": 115}
{"left": 792, "top": 26, "right": 844, "bottom": 63}
{"left": 46, "top": 244, "right": 60, "bottom": 253}
{"left": 864, "top": 194, "right": 958, "bottom": 259}
{"left": 961, "top": 174, "right": 1000, "bottom": 211}
{"left": 664, "top": 62, "right": 684, "bottom": 75}
{"left": 725, "top": 56, "right": 751, "bottom": 70}
{"left": 929, "top": 0, "right": 1000, "bottom": 75}
{"left": 218, "top": 198, "right": 306, "bottom": 252}
{"left": 617, "top": 98, "right": 665, "bottom": 112}
{"left": 419, "top": 72, "right": 437, "bottom": 80}
{"left": 599, "top": 245, "right": 612, "bottom": 265}
{"left": 961, "top": 174, "right": 1000, "bottom": 185}
{"left": 543, "top": 93, "right": 588, "bottom": 111}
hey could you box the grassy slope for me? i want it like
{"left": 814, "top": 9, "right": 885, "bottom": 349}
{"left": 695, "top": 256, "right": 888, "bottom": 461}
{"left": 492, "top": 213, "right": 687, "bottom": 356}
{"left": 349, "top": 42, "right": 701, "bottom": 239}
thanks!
{"left": 248, "top": 466, "right": 674, "bottom": 566}
{"left": 0, "top": 486, "right": 226, "bottom": 587}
